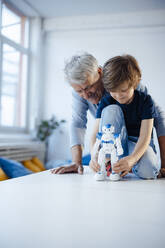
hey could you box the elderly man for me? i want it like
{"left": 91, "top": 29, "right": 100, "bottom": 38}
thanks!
{"left": 52, "top": 53, "right": 165, "bottom": 177}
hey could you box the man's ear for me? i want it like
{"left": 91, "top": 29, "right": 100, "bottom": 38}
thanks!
{"left": 98, "top": 67, "right": 102, "bottom": 75}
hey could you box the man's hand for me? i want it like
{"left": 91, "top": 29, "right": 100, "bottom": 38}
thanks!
{"left": 113, "top": 156, "right": 135, "bottom": 177}
{"left": 51, "top": 163, "right": 83, "bottom": 174}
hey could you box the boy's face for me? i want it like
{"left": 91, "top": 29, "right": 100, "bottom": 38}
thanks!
{"left": 109, "top": 81, "right": 134, "bottom": 104}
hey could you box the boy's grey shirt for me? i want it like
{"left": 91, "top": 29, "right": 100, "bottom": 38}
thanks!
{"left": 70, "top": 83, "right": 165, "bottom": 147}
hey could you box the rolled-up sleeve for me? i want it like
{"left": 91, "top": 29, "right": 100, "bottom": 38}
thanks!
{"left": 69, "top": 91, "right": 89, "bottom": 147}
{"left": 69, "top": 125, "right": 86, "bottom": 148}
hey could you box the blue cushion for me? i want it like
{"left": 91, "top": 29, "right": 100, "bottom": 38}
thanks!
{"left": 82, "top": 154, "right": 91, "bottom": 165}
{"left": 0, "top": 157, "right": 32, "bottom": 178}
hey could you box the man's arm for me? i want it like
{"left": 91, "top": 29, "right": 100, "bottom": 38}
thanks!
{"left": 52, "top": 91, "right": 88, "bottom": 174}
{"left": 71, "top": 145, "right": 83, "bottom": 173}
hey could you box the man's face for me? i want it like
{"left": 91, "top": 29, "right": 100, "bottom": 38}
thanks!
{"left": 71, "top": 68, "right": 104, "bottom": 104}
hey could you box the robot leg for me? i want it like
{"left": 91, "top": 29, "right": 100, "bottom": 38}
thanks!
{"left": 109, "top": 149, "right": 120, "bottom": 181}
{"left": 95, "top": 148, "right": 106, "bottom": 181}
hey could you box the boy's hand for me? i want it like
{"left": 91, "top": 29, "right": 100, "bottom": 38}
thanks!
{"left": 90, "top": 147, "right": 100, "bottom": 172}
{"left": 157, "top": 168, "right": 165, "bottom": 178}
{"left": 89, "top": 159, "right": 100, "bottom": 172}
{"left": 113, "top": 156, "right": 135, "bottom": 177}
{"left": 51, "top": 163, "right": 83, "bottom": 174}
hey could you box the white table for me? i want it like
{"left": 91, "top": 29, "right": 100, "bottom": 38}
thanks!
{"left": 0, "top": 166, "right": 165, "bottom": 248}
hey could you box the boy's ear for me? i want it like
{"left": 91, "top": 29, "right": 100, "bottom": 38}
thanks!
{"left": 134, "top": 75, "right": 141, "bottom": 89}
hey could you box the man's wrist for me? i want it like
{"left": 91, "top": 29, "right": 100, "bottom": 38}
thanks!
{"left": 72, "top": 162, "right": 82, "bottom": 167}
{"left": 71, "top": 144, "right": 83, "bottom": 166}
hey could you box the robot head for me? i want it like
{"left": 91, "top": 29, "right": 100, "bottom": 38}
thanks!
{"left": 102, "top": 124, "right": 115, "bottom": 134}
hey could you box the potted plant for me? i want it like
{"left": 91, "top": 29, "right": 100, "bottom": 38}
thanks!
{"left": 37, "top": 116, "right": 66, "bottom": 142}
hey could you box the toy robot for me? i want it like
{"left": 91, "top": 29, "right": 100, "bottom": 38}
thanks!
{"left": 92, "top": 124, "right": 123, "bottom": 181}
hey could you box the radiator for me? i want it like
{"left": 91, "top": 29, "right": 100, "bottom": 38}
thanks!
{"left": 0, "top": 142, "right": 46, "bottom": 162}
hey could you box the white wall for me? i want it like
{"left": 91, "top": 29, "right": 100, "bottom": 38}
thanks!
{"left": 42, "top": 10, "right": 165, "bottom": 161}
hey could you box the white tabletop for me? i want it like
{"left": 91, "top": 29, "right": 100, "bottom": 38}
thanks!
{"left": 0, "top": 166, "right": 165, "bottom": 248}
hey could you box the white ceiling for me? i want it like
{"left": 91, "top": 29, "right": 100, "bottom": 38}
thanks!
{"left": 6, "top": 0, "right": 165, "bottom": 18}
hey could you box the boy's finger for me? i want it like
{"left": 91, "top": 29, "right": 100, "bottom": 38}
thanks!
{"left": 120, "top": 171, "right": 128, "bottom": 177}
{"left": 113, "top": 164, "right": 121, "bottom": 170}
{"left": 93, "top": 164, "right": 99, "bottom": 172}
{"left": 93, "top": 161, "right": 100, "bottom": 170}
{"left": 113, "top": 168, "right": 120, "bottom": 173}
{"left": 160, "top": 168, "right": 165, "bottom": 177}
{"left": 113, "top": 162, "right": 119, "bottom": 167}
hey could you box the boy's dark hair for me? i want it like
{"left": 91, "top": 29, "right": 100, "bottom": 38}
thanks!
{"left": 102, "top": 55, "right": 141, "bottom": 91}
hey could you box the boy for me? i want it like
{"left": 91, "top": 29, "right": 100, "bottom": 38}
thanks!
{"left": 90, "top": 55, "right": 159, "bottom": 179}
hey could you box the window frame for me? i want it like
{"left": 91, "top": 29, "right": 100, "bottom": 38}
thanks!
{"left": 0, "top": 0, "right": 31, "bottom": 134}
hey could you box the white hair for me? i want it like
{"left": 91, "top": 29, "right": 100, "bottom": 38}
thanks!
{"left": 64, "top": 52, "right": 99, "bottom": 85}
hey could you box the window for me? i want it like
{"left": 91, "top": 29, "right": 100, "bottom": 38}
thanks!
{"left": 0, "top": 0, "right": 29, "bottom": 131}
